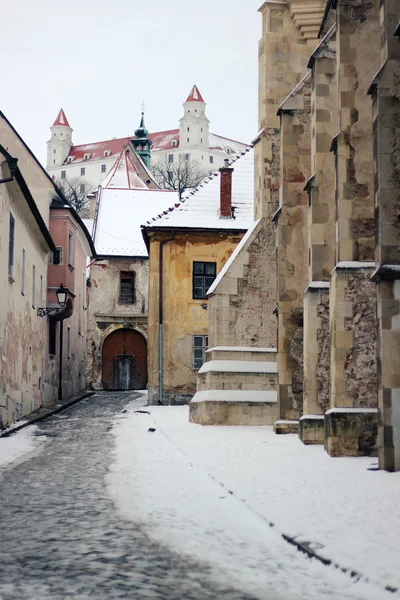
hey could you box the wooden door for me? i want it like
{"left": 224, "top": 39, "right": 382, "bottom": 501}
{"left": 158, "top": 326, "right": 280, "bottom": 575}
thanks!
{"left": 102, "top": 329, "right": 147, "bottom": 390}
{"left": 115, "top": 355, "right": 134, "bottom": 390}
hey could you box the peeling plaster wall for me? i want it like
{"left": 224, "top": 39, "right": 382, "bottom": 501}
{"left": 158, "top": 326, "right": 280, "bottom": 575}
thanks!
{"left": 86, "top": 257, "right": 148, "bottom": 390}
{"left": 0, "top": 167, "right": 49, "bottom": 427}
{"left": 147, "top": 232, "right": 243, "bottom": 405}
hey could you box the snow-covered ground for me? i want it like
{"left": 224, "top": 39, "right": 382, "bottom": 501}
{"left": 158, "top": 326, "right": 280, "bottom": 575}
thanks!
{"left": 108, "top": 397, "right": 399, "bottom": 600}
{"left": 0, "top": 426, "right": 45, "bottom": 470}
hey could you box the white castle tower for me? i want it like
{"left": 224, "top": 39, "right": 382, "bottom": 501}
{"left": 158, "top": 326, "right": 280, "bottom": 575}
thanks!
{"left": 179, "top": 85, "right": 210, "bottom": 151}
{"left": 46, "top": 109, "right": 73, "bottom": 169}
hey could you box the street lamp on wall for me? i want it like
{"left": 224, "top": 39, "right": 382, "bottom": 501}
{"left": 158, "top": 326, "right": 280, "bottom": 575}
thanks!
{"left": 37, "top": 284, "right": 67, "bottom": 317}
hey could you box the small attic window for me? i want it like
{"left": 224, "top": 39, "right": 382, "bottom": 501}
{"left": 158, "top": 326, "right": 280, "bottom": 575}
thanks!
{"left": 67, "top": 157, "right": 72, "bottom": 163}
{"left": 104, "top": 150, "right": 110, "bottom": 157}
{"left": 84, "top": 154, "right": 89, "bottom": 160}
{"left": 171, "top": 141, "right": 177, "bottom": 147}
{"left": 226, "top": 148, "right": 231, "bottom": 154}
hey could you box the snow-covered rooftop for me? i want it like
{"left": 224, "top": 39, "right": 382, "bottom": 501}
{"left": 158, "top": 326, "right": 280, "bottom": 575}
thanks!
{"left": 64, "top": 131, "right": 248, "bottom": 165}
{"left": 144, "top": 148, "right": 254, "bottom": 231}
{"left": 101, "top": 150, "right": 149, "bottom": 190}
{"left": 92, "top": 151, "right": 178, "bottom": 256}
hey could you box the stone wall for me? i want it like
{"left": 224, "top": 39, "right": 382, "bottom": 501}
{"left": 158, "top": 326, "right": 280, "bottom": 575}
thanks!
{"left": 86, "top": 257, "right": 148, "bottom": 390}
{"left": 208, "top": 219, "right": 277, "bottom": 349}
{"left": 277, "top": 78, "right": 311, "bottom": 420}
{"left": 369, "top": 0, "right": 400, "bottom": 470}
{"left": 330, "top": 265, "right": 377, "bottom": 409}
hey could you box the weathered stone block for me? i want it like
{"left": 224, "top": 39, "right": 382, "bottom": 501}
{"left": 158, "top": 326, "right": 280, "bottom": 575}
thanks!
{"left": 273, "top": 420, "right": 299, "bottom": 434}
{"left": 325, "top": 408, "right": 378, "bottom": 457}
{"left": 299, "top": 414, "right": 325, "bottom": 445}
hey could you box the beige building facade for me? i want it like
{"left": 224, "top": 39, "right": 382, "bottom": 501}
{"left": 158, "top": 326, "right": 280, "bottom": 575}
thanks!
{"left": 0, "top": 111, "right": 94, "bottom": 428}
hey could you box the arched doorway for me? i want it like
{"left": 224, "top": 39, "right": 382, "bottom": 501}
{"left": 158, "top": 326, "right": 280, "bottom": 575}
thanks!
{"left": 102, "top": 329, "right": 147, "bottom": 390}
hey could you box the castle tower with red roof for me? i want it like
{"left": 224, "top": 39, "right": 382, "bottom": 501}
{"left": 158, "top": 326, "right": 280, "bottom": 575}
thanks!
{"left": 179, "top": 85, "right": 210, "bottom": 152}
{"left": 47, "top": 108, "right": 73, "bottom": 170}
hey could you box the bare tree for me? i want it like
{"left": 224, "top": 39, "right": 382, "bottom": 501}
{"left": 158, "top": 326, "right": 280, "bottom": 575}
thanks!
{"left": 152, "top": 154, "right": 209, "bottom": 199}
{"left": 60, "top": 177, "right": 94, "bottom": 217}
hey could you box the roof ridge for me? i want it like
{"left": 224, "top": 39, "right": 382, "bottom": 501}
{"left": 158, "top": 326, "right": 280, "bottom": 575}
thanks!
{"left": 143, "top": 147, "right": 253, "bottom": 227}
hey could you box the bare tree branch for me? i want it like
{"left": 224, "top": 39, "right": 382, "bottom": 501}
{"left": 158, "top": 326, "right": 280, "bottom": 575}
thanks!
{"left": 152, "top": 154, "right": 209, "bottom": 199}
{"left": 60, "top": 177, "right": 94, "bottom": 217}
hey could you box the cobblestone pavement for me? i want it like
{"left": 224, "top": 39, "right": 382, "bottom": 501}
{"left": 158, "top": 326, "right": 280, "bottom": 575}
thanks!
{"left": 0, "top": 392, "right": 260, "bottom": 600}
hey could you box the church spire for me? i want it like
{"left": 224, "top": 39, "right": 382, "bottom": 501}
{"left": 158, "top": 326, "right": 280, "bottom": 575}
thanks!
{"left": 185, "top": 85, "right": 205, "bottom": 103}
{"left": 52, "top": 108, "right": 70, "bottom": 127}
{"left": 132, "top": 111, "right": 152, "bottom": 169}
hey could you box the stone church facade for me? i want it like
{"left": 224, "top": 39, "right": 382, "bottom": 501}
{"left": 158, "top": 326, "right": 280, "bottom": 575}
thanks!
{"left": 192, "top": 0, "right": 400, "bottom": 472}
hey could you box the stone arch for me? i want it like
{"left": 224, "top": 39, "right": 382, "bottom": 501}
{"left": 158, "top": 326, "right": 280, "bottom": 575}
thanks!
{"left": 101, "top": 328, "right": 147, "bottom": 390}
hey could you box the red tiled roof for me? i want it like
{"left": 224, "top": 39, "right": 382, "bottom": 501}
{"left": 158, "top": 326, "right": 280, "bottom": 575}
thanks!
{"left": 53, "top": 108, "right": 70, "bottom": 127}
{"left": 102, "top": 150, "right": 148, "bottom": 190}
{"left": 186, "top": 85, "right": 205, "bottom": 103}
{"left": 64, "top": 129, "right": 248, "bottom": 165}
{"left": 65, "top": 130, "right": 181, "bottom": 164}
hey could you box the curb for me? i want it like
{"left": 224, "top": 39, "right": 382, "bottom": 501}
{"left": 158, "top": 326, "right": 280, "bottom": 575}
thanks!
{"left": 0, "top": 391, "right": 95, "bottom": 438}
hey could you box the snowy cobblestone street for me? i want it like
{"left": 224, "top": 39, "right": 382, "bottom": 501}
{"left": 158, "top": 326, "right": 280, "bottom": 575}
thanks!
{"left": 0, "top": 393, "right": 260, "bottom": 600}
{"left": 0, "top": 392, "right": 396, "bottom": 600}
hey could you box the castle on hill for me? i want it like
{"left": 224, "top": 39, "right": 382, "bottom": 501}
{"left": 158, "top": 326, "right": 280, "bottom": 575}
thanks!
{"left": 46, "top": 85, "right": 249, "bottom": 190}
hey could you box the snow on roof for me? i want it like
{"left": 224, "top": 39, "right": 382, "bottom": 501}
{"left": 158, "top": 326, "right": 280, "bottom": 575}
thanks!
{"left": 53, "top": 108, "right": 70, "bottom": 127}
{"left": 198, "top": 360, "right": 278, "bottom": 374}
{"left": 191, "top": 390, "right": 277, "bottom": 404}
{"left": 82, "top": 218, "right": 94, "bottom": 236}
{"left": 144, "top": 148, "right": 254, "bottom": 231}
{"left": 65, "top": 131, "right": 248, "bottom": 164}
{"left": 94, "top": 187, "right": 178, "bottom": 257}
{"left": 186, "top": 85, "right": 205, "bottom": 103}
{"left": 101, "top": 149, "right": 148, "bottom": 190}
{"left": 207, "top": 346, "right": 277, "bottom": 353}
{"left": 209, "top": 133, "right": 248, "bottom": 154}
{"left": 207, "top": 219, "right": 260, "bottom": 295}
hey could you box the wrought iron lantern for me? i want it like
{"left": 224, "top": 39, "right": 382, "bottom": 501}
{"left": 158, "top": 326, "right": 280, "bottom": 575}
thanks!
{"left": 37, "top": 284, "right": 67, "bottom": 317}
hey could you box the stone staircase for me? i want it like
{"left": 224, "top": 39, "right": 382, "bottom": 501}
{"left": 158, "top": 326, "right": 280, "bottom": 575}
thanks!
{"left": 190, "top": 346, "right": 278, "bottom": 426}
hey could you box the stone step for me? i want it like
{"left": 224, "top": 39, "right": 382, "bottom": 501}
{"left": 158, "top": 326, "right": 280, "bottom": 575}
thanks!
{"left": 197, "top": 360, "right": 278, "bottom": 392}
{"left": 190, "top": 390, "right": 278, "bottom": 426}
{"left": 206, "top": 346, "right": 277, "bottom": 363}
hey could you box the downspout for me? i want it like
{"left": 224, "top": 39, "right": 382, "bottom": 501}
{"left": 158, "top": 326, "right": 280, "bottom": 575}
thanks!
{"left": 158, "top": 236, "right": 174, "bottom": 404}
{"left": 58, "top": 320, "right": 63, "bottom": 401}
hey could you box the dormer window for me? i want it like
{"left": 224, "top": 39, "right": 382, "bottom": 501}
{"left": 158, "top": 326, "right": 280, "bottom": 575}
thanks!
{"left": 172, "top": 140, "right": 177, "bottom": 147}
{"left": 67, "top": 157, "right": 72, "bottom": 163}
{"left": 104, "top": 151, "right": 110, "bottom": 157}
{"left": 226, "top": 148, "right": 231, "bottom": 154}
{"left": 84, "top": 154, "right": 89, "bottom": 160}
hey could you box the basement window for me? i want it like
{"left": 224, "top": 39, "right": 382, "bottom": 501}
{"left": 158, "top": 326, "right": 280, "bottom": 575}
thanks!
{"left": 193, "top": 335, "right": 208, "bottom": 370}
{"left": 192, "top": 261, "right": 216, "bottom": 299}
{"left": 119, "top": 271, "right": 135, "bottom": 304}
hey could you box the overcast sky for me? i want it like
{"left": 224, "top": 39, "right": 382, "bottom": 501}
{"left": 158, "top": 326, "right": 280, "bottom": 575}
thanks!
{"left": 2, "top": 1, "right": 261, "bottom": 166}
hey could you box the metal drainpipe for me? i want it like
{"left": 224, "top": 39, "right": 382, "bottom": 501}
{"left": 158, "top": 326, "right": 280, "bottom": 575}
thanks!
{"left": 58, "top": 320, "right": 63, "bottom": 401}
{"left": 158, "top": 237, "right": 174, "bottom": 405}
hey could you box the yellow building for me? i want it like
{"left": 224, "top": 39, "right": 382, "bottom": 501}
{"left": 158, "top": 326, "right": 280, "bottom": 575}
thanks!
{"left": 142, "top": 149, "right": 255, "bottom": 405}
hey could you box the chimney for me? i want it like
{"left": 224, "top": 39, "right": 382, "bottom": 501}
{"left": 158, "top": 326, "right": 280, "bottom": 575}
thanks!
{"left": 219, "top": 159, "right": 234, "bottom": 218}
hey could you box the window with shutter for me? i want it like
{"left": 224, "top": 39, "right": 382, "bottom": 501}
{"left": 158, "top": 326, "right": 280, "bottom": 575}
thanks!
{"left": 119, "top": 271, "right": 135, "bottom": 304}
